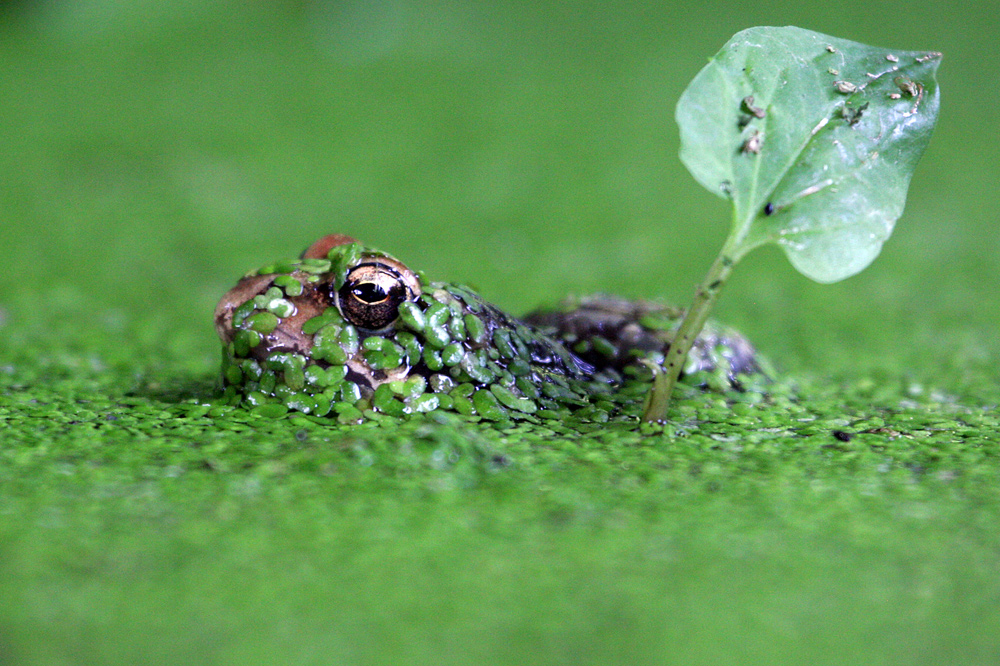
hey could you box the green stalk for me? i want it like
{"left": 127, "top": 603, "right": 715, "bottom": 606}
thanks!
{"left": 641, "top": 233, "right": 742, "bottom": 423}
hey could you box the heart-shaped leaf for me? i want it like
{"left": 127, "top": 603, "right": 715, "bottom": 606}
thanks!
{"left": 676, "top": 26, "right": 941, "bottom": 282}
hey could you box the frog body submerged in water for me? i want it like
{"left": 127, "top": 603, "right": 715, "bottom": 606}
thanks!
{"left": 215, "top": 235, "right": 761, "bottom": 423}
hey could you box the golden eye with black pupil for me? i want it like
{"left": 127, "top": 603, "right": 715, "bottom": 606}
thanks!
{"left": 334, "top": 258, "right": 421, "bottom": 331}
{"left": 351, "top": 281, "right": 388, "bottom": 305}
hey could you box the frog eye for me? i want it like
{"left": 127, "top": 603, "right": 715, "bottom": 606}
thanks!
{"left": 336, "top": 259, "right": 420, "bottom": 331}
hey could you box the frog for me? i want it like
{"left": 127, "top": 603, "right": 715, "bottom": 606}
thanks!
{"left": 214, "top": 234, "right": 762, "bottom": 423}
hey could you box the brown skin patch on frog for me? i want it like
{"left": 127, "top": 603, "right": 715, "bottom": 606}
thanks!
{"left": 215, "top": 273, "right": 329, "bottom": 359}
{"left": 214, "top": 274, "right": 274, "bottom": 345}
{"left": 301, "top": 234, "right": 358, "bottom": 260}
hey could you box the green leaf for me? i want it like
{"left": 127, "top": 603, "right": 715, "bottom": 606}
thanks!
{"left": 676, "top": 26, "right": 941, "bottom": 283}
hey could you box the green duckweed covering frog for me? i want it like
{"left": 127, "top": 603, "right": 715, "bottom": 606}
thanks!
{"left": 215, "top": 235, "right": 764, "bottom": 424}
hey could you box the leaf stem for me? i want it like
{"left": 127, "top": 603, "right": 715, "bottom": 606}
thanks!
{"left": 641, "top": 235, "right": 740, "bottom": 423}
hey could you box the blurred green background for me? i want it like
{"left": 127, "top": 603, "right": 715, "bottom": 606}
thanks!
{"left": 2, "top": 1, "right": 999, "bottom": 664}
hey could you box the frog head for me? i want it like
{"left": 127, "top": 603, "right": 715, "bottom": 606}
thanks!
{"left": 215, "top": 235, "right": 426, "bottom": 396}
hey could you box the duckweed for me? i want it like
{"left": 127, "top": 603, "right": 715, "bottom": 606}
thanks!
{"left": 244, "top": 311, "right": 279, "bottom": 335}
{"left": 464, "top": 312, "right": 487, "bottom": 344}
{"left": 398, "top": 301, "right": 426, "bottom": 331}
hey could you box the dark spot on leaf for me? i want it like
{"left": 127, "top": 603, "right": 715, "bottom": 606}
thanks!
{"left": 894, "top": 76, "right": 919, "bottom": 96}
{"left": 741, "top": 95, "right": 766, "bottom": 118}
{"left": 841, "top": 102, "right": 869, "bottom": 127}
{"left": 833, "top": 80, "right": 857, "bottom": 94}
{"left": 741, "top": 129, "right": 762, "bottom": 154}
{"left": 832, "top": 429, "right": 853, "bottom": 442}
